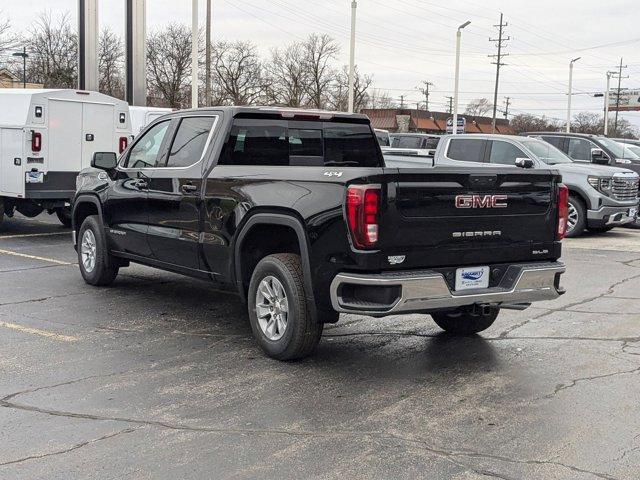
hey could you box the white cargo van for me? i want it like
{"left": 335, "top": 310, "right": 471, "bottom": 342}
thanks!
{"left": 129, "top": 106, "right": 172, "bottom": 136}
{"left": 0, "top": 89, "right": 131, "bottom": 227}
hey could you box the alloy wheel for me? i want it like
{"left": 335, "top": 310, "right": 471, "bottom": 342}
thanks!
{"left": 255, "top": 275, "right": 289, "bottom": 341}
{"left": 81, "top": 229, "right": 97, "bottom": 273}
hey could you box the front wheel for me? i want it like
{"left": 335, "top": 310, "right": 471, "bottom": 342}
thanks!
{"left": 431, "top": 306, "right": 499, "bottom": 335}
{"left": 565, "top": 195, "right": 586, "bottom": 238}
{"left": 247, "top": 253, "right": 323, "bottom": 360}
{"left": 78, "top": 215, "right": 119, "bottom": 286}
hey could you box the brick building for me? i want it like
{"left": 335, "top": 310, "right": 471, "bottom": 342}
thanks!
{"left": 361, "top": 108, "right": 514, "bottom": 135}
{"left": 0, "top": 69, "right": 43, "bottom": 89}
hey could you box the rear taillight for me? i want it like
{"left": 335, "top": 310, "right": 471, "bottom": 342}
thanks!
{"left": 557, "top": 184, "right": 569, "bottom": 240}
{"left": 31, "top": 131, "right": 42, "bottom": 152}
{"left": 346, "top": 185, "right": 380, "bottom": 249}
{"left": 119, "top": 137, "right": 128, "bottom": 153}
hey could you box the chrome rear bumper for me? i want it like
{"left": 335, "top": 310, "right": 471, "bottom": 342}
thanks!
{"left": 330, "top": 262, "right": 565, "bottom": 316}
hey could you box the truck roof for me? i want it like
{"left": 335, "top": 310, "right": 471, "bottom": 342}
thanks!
{"left": 170, "top": 105, "right": 370, "bottom": 122}
{"left": 0, "top": 89, "right": 129, "bottom": 127}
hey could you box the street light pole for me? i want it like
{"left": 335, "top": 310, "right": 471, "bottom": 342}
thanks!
{"left": 452, "top": 21, "right": 471, "bottom": 135}
{"left": 566, "top": 57, "right": 581, "bottom": 133}
{"left": 191, "top": 0, "right": 199, "bottom": 109}
{"left": 604, "top": 71, "right": 613, "bottom": 136}
{"left": 347, "top": 0, "right": 357, "bottom": 113}
{"left": 12, "top": 47, "right": 28, "bottom": 88}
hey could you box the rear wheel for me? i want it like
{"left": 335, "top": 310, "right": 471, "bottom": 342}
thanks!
{"left": 55, "top": 207, "right": 72, "bottom": 228}
{"left": 565, "top": 195, "right": 586, "bottom": 238}
{"left": 431, "top": 306, "right": 499, "bottom": 335}
{"left": 78, "top": 215, "right": 119, "bottom": 286}
{"left": 247, "top": 253, "right": 323, "bottom": 360}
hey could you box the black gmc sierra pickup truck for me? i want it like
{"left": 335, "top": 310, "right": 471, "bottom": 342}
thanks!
{"left": 72, "top": 107, "right": 567, "bottom": 360}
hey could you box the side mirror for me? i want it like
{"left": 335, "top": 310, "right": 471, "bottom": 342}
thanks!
{"left": 515, "top": 158, "right": 535, "bottom": 169}
{"left": 591, "top": 148, "right": 609, "bottom": 165}
{"left": 91, "top": 152, "right": 118, "bottom": 171}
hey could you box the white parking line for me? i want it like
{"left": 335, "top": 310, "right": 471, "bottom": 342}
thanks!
{"left": 0, "top": 321, "right": 78, "bottom": 342}
{"left": 0, "top": 231, "right": 71, "bottom": 240}
{"left": 0, "top": 248, "right": 74, "bottom": 266}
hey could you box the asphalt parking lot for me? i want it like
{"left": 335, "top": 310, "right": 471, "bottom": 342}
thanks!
{"left": 1, "top": 214, "right": 639, "bottom": 480}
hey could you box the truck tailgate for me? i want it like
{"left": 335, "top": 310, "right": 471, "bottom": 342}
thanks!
{"left": 379, "top": 167, "right": 561, "bottom": 267}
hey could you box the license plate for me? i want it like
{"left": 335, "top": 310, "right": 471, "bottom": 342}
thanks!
{"left": 25, "top": 172, "right": 44, "bottom": 184}
{"left": 629, "top": 207, "right": 638, "bottom": 219}
{"left": 455, "top": 266, "right": 490, "bottom": 291}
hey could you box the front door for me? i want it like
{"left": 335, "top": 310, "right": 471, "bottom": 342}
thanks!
{"left": 104, "top": 120, "right": 173, "bottom": 257}
{"left": 146, "top": 115, "right": 217, "bottom": 271}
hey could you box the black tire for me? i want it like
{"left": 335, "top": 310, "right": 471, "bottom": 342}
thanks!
{"left": 247, "top": 253, "right": 323, "bottom": 360}
{"left": 77, "top": 215, "right": 119, "bottom": 286}
{"left": 565, "top": 195, "right": 586, "bottom": 238}
{"left": 587, "top": 226, "right": 614, "bottom": 234}
{"left": 431, "top": 306, "right": 500, "bottom": 335}
{"left": 56, "top": 207, "right": 72, "bottom": 228}
{"left": 0, "top": 197, "right": 4, "bottom": 229}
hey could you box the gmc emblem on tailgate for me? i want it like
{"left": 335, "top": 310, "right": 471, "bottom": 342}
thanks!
{"left": 455, "top": 194, "right": 508, "bottom": 209}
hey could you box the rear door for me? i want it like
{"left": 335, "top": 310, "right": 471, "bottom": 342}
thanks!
{"left": 380, "top": 167, "right": 559, "bottom": 268}
{"left": 0, "top": 129, "right": 24, "bottom": 195}
{"left": 82, "top": 103, "right": 115, "bottom": 169}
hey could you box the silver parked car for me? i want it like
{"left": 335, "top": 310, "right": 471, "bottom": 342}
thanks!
{"left": 386, "top": 134, "right": 639, "bottom": 238}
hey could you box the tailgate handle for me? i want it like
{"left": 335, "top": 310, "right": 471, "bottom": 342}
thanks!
{"left": 470, "top": 175, "right": 498, "bottom": 188}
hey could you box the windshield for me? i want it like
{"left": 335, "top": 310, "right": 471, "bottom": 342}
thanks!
{"left": 598, "top": 137, "right": 640, "bottom": 159}
{"left": 521, "top": 139, "right": 573, "bottom": 164}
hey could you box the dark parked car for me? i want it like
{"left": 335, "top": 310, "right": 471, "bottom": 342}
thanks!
{"left": 524, "top": 132, "right": 640, "bottom": 174}
{"left": 72, "top": 107, "right": 566, "bottom": 360}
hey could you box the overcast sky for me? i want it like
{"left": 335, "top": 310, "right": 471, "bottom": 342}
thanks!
{"left": 2, "top": 0, "right": 640, "bottom": 126}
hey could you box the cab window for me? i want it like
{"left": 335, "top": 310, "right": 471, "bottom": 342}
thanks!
{"left": 447, "top": 138, "right": 486, "bottom": 162}
{"left": 164, "top": 117, "right": 216, "bottom": 168}
{"left": 488, "top": 140, "right": 527, "bottom": 165}
{"left": 567, "top": 138, "right": 595, "bottom": 162}
{"left": 125, "top": 121, "right": 171, "bottom": 168}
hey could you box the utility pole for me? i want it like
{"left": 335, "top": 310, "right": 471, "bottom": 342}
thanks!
{"left": 489, "top": 13, "right": 508, "bottom": 134}
{"left": 613, "top": 58, "right": 628, "bottom": 133}
{"left": 347, "top": 0, "right": 357, "bottom": 113}
{"left": 446, "top": 96, "right": 453, "bottom": 114}
{"left": 205, "top": 0, "right": 212, "bottom": 107}
{"left": 191, "top": 0, "right": 199, "bottom": 108}
{"left": 400, "top": 95, "right": 405, "bottom": 109}
{"left": 417, "top": 81, "right": 434, "bottom": 111}
{"left": 503, "top": 96, "right": 511, "bottom": 118}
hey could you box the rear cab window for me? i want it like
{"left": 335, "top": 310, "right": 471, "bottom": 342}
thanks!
{"left": 218, "top": 117, "right": 383, "bottom": 167}
{"left": 446, "top": 138, "right": 486, "bottom": 163}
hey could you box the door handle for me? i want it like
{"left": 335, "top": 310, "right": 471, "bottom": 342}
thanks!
{"left": 181, "top": 183, "right": 198, "bottom": 193}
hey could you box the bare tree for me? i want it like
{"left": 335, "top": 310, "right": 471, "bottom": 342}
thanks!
{"left": 0, "top": 12, "right": 18, "bottom": 56}
{"left": 25, "top": 12, "right": 77, "bottom": 88}
{"left": 147, "top": 23, "right": 193, "bottom": 108}
{"left": 465, "top": 98, "right": 493, "bottom": 117}
{"left": 365, "top": 89, "right": 397, "bottom": 109}
{"left": 213, "top": 40, "right": 264, "bottom": 105}
{"left": 98, "top": 28, "right": 124, "bottom": 99}
{"left": 328, "top": 65, "right": 372, "bottom": 112}
{"left": 303, "top": 34, "right": 339, "bottom": 109}
{"left": 265, "top": 42, "right": 308, "bottom": 107}
{"left": 509, "top": 113, "right": 561, "bottom": 134}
